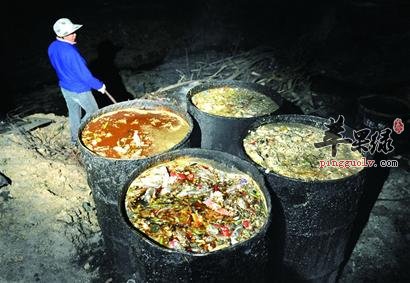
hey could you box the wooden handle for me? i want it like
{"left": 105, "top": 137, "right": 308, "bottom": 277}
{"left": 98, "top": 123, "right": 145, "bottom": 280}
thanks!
{"left": 104, "top": 90, "right": 117, "bottom": 104}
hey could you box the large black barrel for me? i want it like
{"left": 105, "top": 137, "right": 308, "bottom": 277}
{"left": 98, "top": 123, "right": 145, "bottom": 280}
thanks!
{"left": 118, "top": 148, "right": 275, "bottom": 283}
{"left": 356, "top": 94, "right": 410, "bottom": 155}
{"left": 77, "top": 99, "right": 194, "bottom": 276}
{"left": 239, "top": 114, "right": 370, "bottom": 283}
{"left": 187, "top": 80, "right": 284, "bottom": 157}
{"left": 340, "top": 94, "right": 407, "bottom": 277}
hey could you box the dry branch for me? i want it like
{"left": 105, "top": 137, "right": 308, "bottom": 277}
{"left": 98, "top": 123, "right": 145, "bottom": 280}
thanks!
{"left": 142, "top": 46, "right": 313, "bottom": 113}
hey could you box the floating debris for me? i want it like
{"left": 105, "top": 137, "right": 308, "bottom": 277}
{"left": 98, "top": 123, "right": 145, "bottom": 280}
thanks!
{"left": 81, "top": 108, "right": 190, "bottom": 159}
{"left": 243, "top": 122, "right": 364, "bottom": 181}
{"left": 125, "top": 156, "right": 268, "bottom": 253}
{"left": 191, "top": 86, "right": 278, "bottom": 118}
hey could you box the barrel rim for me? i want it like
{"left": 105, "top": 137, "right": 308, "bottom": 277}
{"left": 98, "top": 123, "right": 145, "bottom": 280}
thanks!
{"left": 77, "top": 99, "right": 194, "bottom": 161}
{"left": 358, "top": 94, "right": 410, "bottom": 120}
{"left": 119, "top": 148, "right": 273, "bottom": 256}
{"left": 186, "top": 79, "right": 284, "bottom": 121}
{"left": 240, "top": 114, "right": 372, "bottom": 184}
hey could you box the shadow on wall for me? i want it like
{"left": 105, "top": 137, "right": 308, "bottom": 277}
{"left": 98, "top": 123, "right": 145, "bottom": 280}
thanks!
{"left": 89, "top": 40, "right": 134, "bottom": 108}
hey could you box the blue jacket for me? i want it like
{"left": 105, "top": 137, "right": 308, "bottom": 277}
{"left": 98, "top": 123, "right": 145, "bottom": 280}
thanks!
{"left": 48, "top": 39, "right": 103, "bottom": 93}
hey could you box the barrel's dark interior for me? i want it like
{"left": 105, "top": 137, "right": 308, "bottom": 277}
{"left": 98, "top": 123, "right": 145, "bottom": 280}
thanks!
{"left": 2, "top": 0, "right": 409, "bottom": 282}
{"left": 359, "top": 96, "right": 410, "bottom": 116}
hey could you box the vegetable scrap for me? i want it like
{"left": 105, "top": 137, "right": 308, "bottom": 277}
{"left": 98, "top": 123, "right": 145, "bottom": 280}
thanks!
{"left": 243, "top": 122, "right": 364, "bottom": 181}
{"left": 125, "top": 157, "right": 268, "bottom": 253}
{"left": 191, "top": 86, "right": 278, "bottom": 118}
{"left": 81, "top": 108, "right": 190, "bottom": 159}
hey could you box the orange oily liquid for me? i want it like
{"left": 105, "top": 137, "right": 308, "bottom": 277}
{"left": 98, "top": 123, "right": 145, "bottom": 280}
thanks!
{"left": 81, "top": 108, "right": 190, "bottom": 158}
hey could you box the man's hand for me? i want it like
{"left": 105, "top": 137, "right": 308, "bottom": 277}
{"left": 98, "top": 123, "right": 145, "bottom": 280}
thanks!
{"left": 98, "top": 84, "right": 106, "bottom": 93}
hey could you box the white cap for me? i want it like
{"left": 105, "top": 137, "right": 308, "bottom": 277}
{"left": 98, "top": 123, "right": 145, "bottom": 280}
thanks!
{"left": 53, "top": 18, "right": 83, "bottom": 37}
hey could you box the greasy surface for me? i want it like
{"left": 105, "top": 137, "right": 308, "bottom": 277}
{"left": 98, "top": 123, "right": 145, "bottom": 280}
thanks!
{"left": 191, "top": 86, "right": 279, "bottom": 117}
{"left": 125, "top": 156, "right": 268, "bottom": 253}
{"left": 243, "top": 122, "right": 364, "bottom": 181}
{"left": 81, "top": 108, "right": 190, "bottom": 159}
{"left": 187, "top": 80, "right": 283, "bottom": 157}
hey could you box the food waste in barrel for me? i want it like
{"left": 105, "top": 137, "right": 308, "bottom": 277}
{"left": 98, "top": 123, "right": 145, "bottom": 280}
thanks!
{"left": 125, "top": 157, "right": 268, "bottom": 253}
{"left": 81, "top": 108, "right": 190, "bottom": 159}
{"left": 243, "top": 122, "right": 364, "bottom": 181}
{"left": 191, "top": 86, "right": 279, "bottom": 118}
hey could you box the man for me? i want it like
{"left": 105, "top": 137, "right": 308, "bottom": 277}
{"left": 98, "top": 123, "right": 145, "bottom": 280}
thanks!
{"left": 48, "top": 18, "right": 107, "bottom": 144}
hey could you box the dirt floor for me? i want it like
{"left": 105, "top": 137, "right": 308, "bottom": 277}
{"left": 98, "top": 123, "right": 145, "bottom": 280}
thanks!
{"left": 0, "top": 114, "right": 102, "bottom": 282}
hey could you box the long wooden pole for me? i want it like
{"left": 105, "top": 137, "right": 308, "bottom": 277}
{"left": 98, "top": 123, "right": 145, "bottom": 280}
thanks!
{"left": 104, "top": 90, "right": 117, "bottom": 104}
